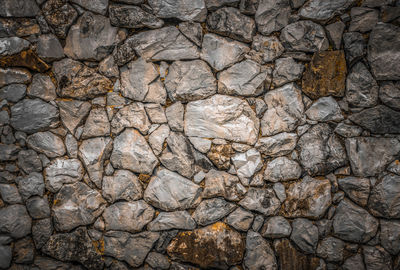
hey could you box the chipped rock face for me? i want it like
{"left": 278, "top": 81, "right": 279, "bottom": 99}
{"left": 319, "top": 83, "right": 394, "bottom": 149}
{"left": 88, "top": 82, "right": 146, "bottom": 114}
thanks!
{"left": 148, "top": 211, "right": 196, "bottom": 231}
{"left": 149, "top": 0, "right": 207, "bottom": 22}
{"left": 192, "top": 198, "right": 236, "bottom": 226}
{"left": 239, "top": 187, "right": 281, "bottom": 215}
{"left": 102, "top": 170, "right": 143, "bottom": 203}
{"left": 299, "top": 0, "right": 356, "bottom": 22}
{"left": 44, "top": 158, "right": 84, "bottom": 192}
{"left": 244, "top": 231, "right": 277, "bottom": 270}
{"left": 368, "top": 174, "right": 400, "bottom": 218}
{"left": 256, "top": 132, "right": 297, "bottom": 157}
{"left": 264, "top": 156, "right": 302, "bottom": 182}
{"left": 231, "top": 148, "right": 262, "bottom": 185}
{"left": 255, "top": 0, "right": 290, "bottom": 35}
{"left": 109, "top": 4, "right": 164, "bottom": 29}
{"left": 251, "top": 35, "right": 284, "bottom": 63}
{"left": 305, "top": 96, "right": 344, "bottom": 122}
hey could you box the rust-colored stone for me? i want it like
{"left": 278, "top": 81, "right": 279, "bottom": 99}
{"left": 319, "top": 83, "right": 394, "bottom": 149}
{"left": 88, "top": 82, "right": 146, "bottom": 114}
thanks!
{"left": 0, "top": 18, "right": 40, "bottom": 37}
{"left": 302, "top": 50, "right": 347, "bottom": 99}
{"left": 0, "top": 50, "right": 50, "bottom": 72}
{"left": 167, "top": 222, "right": 245, "bottom": 270}
{"left": 274, "top": 239, "right": 321, "bottom": 270}
{"left": 207, "top": 144, "right": 234, "bottom": 170}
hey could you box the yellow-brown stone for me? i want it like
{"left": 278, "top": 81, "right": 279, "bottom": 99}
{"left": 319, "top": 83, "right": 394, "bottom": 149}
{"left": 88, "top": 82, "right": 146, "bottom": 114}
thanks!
{"left": 302, "top": 50, "right": 347, "bottom": 99}
{"left": 0, "top": 49, "right": 50, "bottom": 72}
{"left": 207, "top": 144, "right": 234, "bottom": 170}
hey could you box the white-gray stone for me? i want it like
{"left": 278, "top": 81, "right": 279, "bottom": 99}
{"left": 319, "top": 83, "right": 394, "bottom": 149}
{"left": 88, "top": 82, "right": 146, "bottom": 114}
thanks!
{"left": 264, "top": 156, "right": 302, "bottom": 182}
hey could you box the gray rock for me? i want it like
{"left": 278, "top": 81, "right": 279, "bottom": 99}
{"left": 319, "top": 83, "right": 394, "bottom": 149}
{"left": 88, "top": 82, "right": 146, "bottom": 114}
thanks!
{"left": 65, "top": 134, "right": 78, "bottom": 158}
{"left": 165, "top": 60, "right": 216, "bottom": 102}
{"left": 184, "top": 94, "right": 259, "bottom": 145}
{"left": 0, "top": 184, "right": 22, "bottom": 204}
{"left": 363, "top": 245, "right": 392, "bottom": 270}
{"left": 36, "top": 34, "right": 64, "bottom": 62}
{"left": 42, "top": 0, "right": 78, "bottom": 38}
{"left": 179, "top": 22, "right": 203, "bottom": 47}
{"left": 189, "top": 137, "right": 211, "bottom": 154}
{"left": 343, "top": 254, "right": 366, "bottom": 270}
{"left": 369, "top": 174, "right": 400, "bottom": 218}
{"left": 218, "top": 59, "right": 270, "bottom": 96}
{"left": 251, "top": 35, "right": 284, "bottom": 63}
{"left": 325, "top": 21, "right": 346, "bottom": 50}
{"left": 379, "top": 81, "right": 400, "bottom": 111}
{"left": 350, "top": 105, "right": 400, "bottom": 134}
{"left": 10, "top": 98, "right": 58, "bottom": 134}
{"left": 57, "top": 100, "right": 91, "bottom": 134}
{"left": 109, "top": 4, "right": 163, "bottom": 29}
{"left": 17, "top": 149, "right": 42, "bottom": 174}
{"left": 99, "top": 55, "right": 119, "bottom": 78}
{"left": 316, "top": 237, "right": 345, "bottom": 262}
{"left": 264, "top": 156, "right": 302, "bottom": 182}
{"left": 64, "top": 12, "right": 118, "bottom": 61}
{"left": 52, "top": 182, "right": 106, "bottom": 231}
{"left": 337, "top": 176, "right": 370, "bottom": 207}
{"left": 0, "top": 84, "right": 26, "bottom": 103}
{"left": 146, "top": 104, "right": 167, "bottom": 124}
{"left": 111, "top": 128, "right": 158, "bottom": 174}
{"left": 17, "top": 172, "right": 45, "bottom": 201}
{"left": 380, "top": 219, "right": 400, "bottom": 255}
{"left": 104, "top": 231, "right": 159, "bottom": 267}
{"left": 299, "top": 0, "right": 356, "bottom": 21}
{"left": 166, "top": 102, "right": 184, "bottom": 132}
{"left": 255, "top": 0, "right": 290, "bottom": 35}
{"left": 149, "top": 124, "right": 170, "bottom": 155}
{"left": 343, "top": 32, "right": 366, "bottom": 66}
{"left": 0, "top": 0, "right": 39, "bottom": 17}
{"left": 0, "top": 143, "right": 19, "bottom": 161}
{"left": 345, "top": 137, "right": 400, "bottom": 177}
{"left": 261, "top": 216, "right": 291, "bottom": 238}
{"left": 282, "top": 176, "right": 331, "bottom": 219}
{"left": 148, "top": 211, "right": 196, "bottom": 231}
{"left": 149, "top": 0, "right": 207, "bottom": 22}
{"left": 333, "top": 199, "right": 378, "bottom": 243}
{"left": 192, "top": 198, "right": 236, "bottom": 226}
{"left": 0, "top": 244, "right": 11, "bottom": 269}
{"left": 71, "top": 0, "right": 108, "bottom": 15}
{"left": 146, "top": 252, "right": 170, "bottom": 270}
{"left": 290, "top": 218, "right": 319, "bottom": 254}
{"left": 26, "top": 196, "right": 51, "bottom": 219}
{"left": 349, "top": 7, "right": 379, "bottom": 33}
{"left": 261, "top": 83, "right": 304, "bottom": 136}
{"left": 240, "top": 0, "right": 259, "bottom": 14}
{"left": 32, "top": 218, "right": 52, "bottom": 249}
{"left": 280, "top": 20, "right": 329, "bottom": 52}
{"left": 334, "top": 122, "right": 363, "bottom": 137}
{"left": 388, "top": 159, "right": 400, "bottom": 175}
{"left": 102, "top": 170, "right": 143, "bottom": 203}
{"left": 207, "top": 7, "right": 255, "bottom": 43}
{"left": 0, "top": 68, "right": 31, "bottom": 88}
{"left": 0, "top": 204, "right": 31, "bottom": 239}
{"left": 226, "top": 208, "right": 254, "bottom": 231}
{"left": 103, "top": 201, "right": 154, "bottom": 232}
{"left": 239, "top": 187, "right": 281, "bottom": 215}
{"left": 244, "top": 231, "right": 277, "bottom": 270}
{"left": 0, "top": 37, "right": 29, "bottom": 56}
{"left": 44, "top": 158, "right": 84, "bottom": 192}
{"left": 81, "top": 108, "right": 110, "bottom": 139}
{"left": 200, "top": 33, "right": 249, "bottom": 71}
{"left": 202, "top": 169, "right": 244, "bottom": 201}
{"left": 368, "top": 23, "right": 400, "bottom": 80}
{"left": 111, "top": 103, "right": 151, "bottom": 135}
{"left": 272, "top": 57, "right": 304, "bottom": 87}
{"left": 27, "top": 132, "right": 65, "bottom": 158}
{"left": 298, "top": 123, "right": 347, "bottom": 176}
{"left": 27, "top": 74, "right": 57, "bottom": 101}
{"left": 256, "top": 132, "right": 297, "bottom": 157}
{"left": 231, "top": 148, "right": 262, "bottom": 185}
{"left": 206, "top": 0, "right": 240, "bottom": 10}
{"left": 306, "top": 96, "right": 343, "bottom": 122}
{"left": 144, "top": 168, "right": 201, "bottom": 211}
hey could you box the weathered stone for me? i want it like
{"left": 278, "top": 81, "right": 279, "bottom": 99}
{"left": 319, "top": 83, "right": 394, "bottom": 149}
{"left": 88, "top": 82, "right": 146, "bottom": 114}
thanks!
{"left": 206, "top": 0, "right": 240, "bottom": 10}
{"left": 26, "top": 195, "right": 51, "bottom": 219}
{"left": 179, "top": 22, "right": 203, "bottom": 47}
{"left": 256, "top": 132, "right": 297, "bottom": 157}
{"left": 0, "top": 143, "right": 19, "bottom": 161}
{"left": 0, "top": 68, "right": 31, "bottom": 87}
{"left": 333, "top": 199, "right": 378, "bottom": 243}
{"left": 57, "top": 100, "right": 91, "bottom": 135}
{"left": 316, "top": 237, "right": 345, "bottom": 262}
{"left": 231, "top": 148, "right": 262, "bottom": 185}
{"left": 44, "top": 158, "right": 84, "bottom": 192}
{"left": 349, "top": 7, "right": 378, "bottom": 33}
{"left": 71, "top": 0, "right": 108, "bottom": 15}
{"left": 337, "top": 176, "right": 370, "bottom": 207}
{"left": 32, "top": 219, "right": 52, "bottom": 250}
{"left": 290, "top": 218, "right": 319, "bottom": 254}
{"left": 27, "top": 74, "right": 56, "bottom": 102}
{"left": 109, "top": 4, "right": 163, "bottom": 29}
{"left": 192, "top": 198, "right": 236, "bottom": 226}
{"left": 165, "top": 60, "right": 216, "bottom": 102}
{"left": 0, "top": 244, "right": 11, "bottom": 269}
{"left": 345, "top": 137, "right": 400, "bottom": 177}
{"left": 200, "top": 33, "right": 249, "bottom": 71}
{"left": 239, "top": 187, "right": 280, "bottom": 215}
{"left": 272, "top": 57, "right": 304, "bottom": 87}
{"left": 0, "top": 0, "right": 39, "bottom": 17}
{"left": 53, "top": 58, "right": 112, "bottom": 100}
{"left": 368, "top": 174, "right": 400, "bottom": 218}
{"left": 27, "top": 132, "right": 65, "bottom": 158}
{"left": 111, "top": 128, "right": 158, "bottom": 174}
{"left": 99, "top": 55, "right": 119, "bottom": 78}
{"left": 207, "top": 7, "right": 255, "bottom": 43}
{"left": 239, "top": 0, "right": 258, "bottom": 14}
{"left": 0, "top": 18, "right": 40, "bottom": 38}
{"left": 343, "top": 254, "right": 366, "bottom": 270}
{"left": 17, "top": 149, "right": 41, "bottom": 174}
{"left": 81, "top": 108, "right": 110, "bottom": 139}
{"left": 379, "top": 81, "right": 400, "bottom": 111}
{"left": 185, "top": 95, "right": 259, "bottom": 145}
{"left": 102, "top": 170, "right": 143, "bottom": 203}
{"left": 282, "top": 176, "right": 331, "bottom": 219}
{"left": 299, "top": 0, "right": 356, "bottom": 21}
{"left": 111, "top": 103, "right": 151, "bottom": 135}
{"left": 16, "top": 172, "right": 45, "bottom": 201}
{"left": 203, "top": 169, "right": 244, "bottom": 201}
{"left": 264, "top": 156, "right": 302, "bottom": 182}
{"left": 145, "top": 104, "right": 168, "bottom": 124}
{"left": 343, "top": 32, "right": 366, "bottom": 66}
{"left": 226, "top": 208, "right": 254, "bottom": 231}
{"left": 306, "top": 96, "right": 343, "bottom": 122}
{"left": 149, "top": 0, "right": 207, "bottom": 22}
{"left": 0, "top": 204, "right": 31, "bottom": 239}
{"left": 13, "top": 237, "right": 34, "bottom": 264}
{"left": 148, "top": 211, "right": 196, "bottom": 231}
{"left": 166, "top": 102, "right": 184, "bottom": 132}
{"left": 251, "top": 35, "right": 284, "bottom": 64}
{"left": 0, "top": 49, "right": 50, "bottom": 73}
{"left": 363, "top": 245, "right": 392, "bottom": 270}
{"left": 325, "top": 21, "right": 346, "bottom": 50}
{"left": 36, "top": 34, "right": 64, "bottom": 62}
{"left": 207, "top": 144, "right": 234, "bottom": 170}
{"left": 0, "top": 84, "right": 26, "bottom": 103}
{"left": 189, "top": 137, "right": 211, "bottom": 154}
{"left": 244, "top": 231, "right": 277, "bottom": 270}
{"left": 255, "top": 0, "right": 290, "bottom": 35}
{"left": 149, "top": 124, "right": 170, "bottom": 155}
{"left": 0, "top": 37, "right": 29, "bottom": 56}
{"left": 167, "top": 222, "right": 245, "bottom": 269}
{"left": 0, "top": 184, "right": 22, "bottom": 204}
{"left": 52, "top": 182, "right": 106, "bottom": 231}
{"left": 42, "top": 0, "right": 78, "bottom": 39}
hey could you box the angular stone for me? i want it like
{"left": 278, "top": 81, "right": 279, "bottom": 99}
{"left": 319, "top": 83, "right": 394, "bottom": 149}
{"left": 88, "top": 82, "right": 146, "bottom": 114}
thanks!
{"left": 282, "top": 176, "right": 331, "bottom": 219}
{"left": 102, "top": 170, "right": 143, "bottom": 203}
{"left": 52, "top": 182, "right": 106, "bottom": 231}
{"left": 165, "top": 60, "right": 216, "bottom": 102}
{"left": 231, "top": 148, "right": 262, "bottom": 184}
{"left": 0, "top": 18, "right": 40, "bottom": 38}
{"left": 44, "top": 158, "right": 84, "bottom": 193}
{"left": 290, "top": 218, "right": 318, "bottom": 254}
{"left": 261, "top": 216, "right": 291, "bottom": 238}
{"left": 189, "top": 137, "right": 211, "bottom": 154}
{"left": 343, "top": 32, "right": 366, "bottom": 66}
{"left": 349, "top": 7, "right": 378, "bottom": 33}
{"left": 144, "top": 168, "right": 201, "bottom": 211}
{"left": 333, "top": 199, "right": 378, "bottom": 243}
{"left": 16, "top": 172, "right": 45, "bottom": 201}
{"left": 36, "top": 34, "right": 64, "bottom": 62}
{"left": 109, "top": 4, "right": 163, "bottom": 29}
{"left": 167, "top": 222, "right": 245, "bottom": 269}
{"left": 57, "top": 100, "right": 91, "bottom": 135}
{"left": 207, "top": 7, "right": 255, "bottom": 43}
{"left": 203, "top": 169, "right": 244, "bottom": 201}
{"left": 0, "top": 49, "right": 50, "bottom": 73}
{"left": 111, "top": 103, "right": 151, "bottom": 135}
{"left": 0, "top": 0, "right": 39, "bottom": 17}
{"left": 70, "top": 0, "right": 108, "bottom": 15}
{"left": 264, "top": 156, "right": 302, "bottom": 182}
{"left": 81, "top": 108, "right": 110, "bottom": 139}
{"left": 342, "top": 254, "right": 366, "bottom": 270}
{"left": 149, "top": 124, "right": 170, "bottom": 155}
{"left": 206, "top": 0, "right": 240, "bottom": 10}
{"left": 380, "top": 219, "right": 400, "bottom": 255}
{"left": 192, "top": 198, "right": 236, "bottom": 226}
{"left": 0, "top": 204, "right": 31, "bottom": 239}
{"left": 305, "top": 96, "right": 343, "bottom": 122}
{"left": 244, "top": 231, "right": 277, "bottom": 270}
{"left": 251, "top": 35, "right": 284, "bottom": 64}
{"left": 239, "top": 187, "right": 280, "bottom": 215}
{"left": 149, "top": 0, "right": 207, "bottom": 22}
{"left": 239, "top": 0, "right": 258, "bottom": 14}
{"left": 207, "top": 143, "right": 234, "bottom": 170}
{"left": 316, "top": 237, "right": 345, "bottom": 262}
{"left": 0, "top": 184, "right": 22, "bottom": 204}
{"left": 368, "top": 174, "right": 400, "bottom": 218}
{"left": 179, "top": 21, "right": 203, "bottom": 47}
{"left": 337, "top": 176, "right": 370, "bottom": 207}
{"left": 363, "top": 245, "right": 392, "bottom": 270}
{"left": 255, "top": 0, "right": 290, "bottom": 35}
{"left": 0, "top": 84, "right": 26, "bottom": 103}
{"left": 345, "top": 137, "right": 400, "bottom": 177}
{"left": 272, "top": 57, "right": 304, "bottom": 87}
{"left": 110, "top": 128, "right": 158, "bottom": 174}
{"left": 42, "top": 0, "right": 78, "bottom": 39}
{"left": 256, "top": 132, "right": 297, "bottom": 157}
{"left": 200, "top": 33, "right": 249, "bottom": 71}
{"left": 17, "top": 149, "right": 41, "bottom": 174}
{"left": 226, "top": 208, "right": 254, "bottom": 231}
{"left": 146, "top": 252, "right": 170, "bottom": 270}
{"left": 26, "top": 195, "right": 51, "bottom": 219}
{"left": 0, "top": 68, "right": 31, "bottom": 87}
{"left": 379, "top": 81, "right": 400, "bottom": 111}
{"left": 299, "top": 0, "right": 356, "bottom": 21}
{"left": 148, "top": 211, "right": 196, "bottom": 231}
{"left": 27, "top": 132, "right": 65, "bottom": 158}
{"left": 185, "top": 95, "right": 259, "bottom": 145}
{"left": 0, "top": 37, "right": 29, "bottom": 56}
{"left": 0, "top": 244, "right": 11, "bottom": 269}
{"left": 27, "top": 74, "right": 56, "bottom": 101}
{"left": 0, "top": 144, "right": 19, "bottom": 161}
{"left": 325, "top": 21, "right": 346, "bottom": 50}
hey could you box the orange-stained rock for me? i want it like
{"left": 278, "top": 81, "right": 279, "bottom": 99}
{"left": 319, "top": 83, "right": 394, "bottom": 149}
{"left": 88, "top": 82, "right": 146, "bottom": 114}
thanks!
{"left": 302, "top": 50, "right": 347, "bottom": 99}
{"left": 0, "top": 50, "right": 50, "bottom": 72}
{"left": 207, "top": 144, "right": 234, "bottom": 170}
{"left": 167, "top": 222, "right": 245, "bottom": 269}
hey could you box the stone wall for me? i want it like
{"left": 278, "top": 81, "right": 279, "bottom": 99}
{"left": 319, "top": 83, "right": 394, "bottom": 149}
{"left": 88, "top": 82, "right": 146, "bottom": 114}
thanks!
{"left": 0, "top": 0, "right": 400, "bottom": 269}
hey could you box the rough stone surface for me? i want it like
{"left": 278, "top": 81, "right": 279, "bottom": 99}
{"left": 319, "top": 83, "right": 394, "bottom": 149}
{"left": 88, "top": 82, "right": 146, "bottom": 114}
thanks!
{"left": 244, "top": 231, "right": 277, "bottom": 270}
{"left": 102, "top": 170, "right": 143, "bottom": 203}
{"left": 379, "top": 81, "right": 400, "bottom": 111}
{"left": 149, "top": 0, "right": 206, "bottom": 22}
{"left": 255, "top": 0, "right": 290, "bottom": 35}
{"left": 44, "top": 158, "right": 84, "bottom": 192}
{"left": 109, "top": 4, "right": 163, "bottom": 29}
{"left": 202, "top": 169, "right": 244, "bottom": 201}
{"left": 337, "top": 176, "right": 370, "bottom": 207}
{"left": 192, "top": 198, "right": 236, "bottom": 226}
{"left": 316, "top": 237, "right": 345, "bottom": 262}
{"left": 148, "top": 211, "right": 196, "bottom": 231}
{"left": 368, "top": 174, "right": 400, "bottom": 218}
{"left": 261, "top": 216, "right": 292, "bottom": 238}
{"left": 111, "top": 103, "right": 151, "bottom": 135}
{"left": 239, "top": 187, "right": 281, "bottom": 215}
{"left": 299, "top": 0, "right": 356, "bottom": 21}
{"left": 251, "top": 35, "right": 284, "bottom": 63}
{"left": 256, "top": 132, "right": 297, "bottom": 157}
{"left": 27, "top": 131, "right": 65, "bottom": 158}
{"left": 264, "top": 157, "right": 301, "bottom": 182}
{"left": 363, "top": 245, "right": 392, "bottom": 270}
{"left": 290, "top": 218, "right": 319, "bottom": 254}
{"left": 305, "top": 97, "right": 344, "bottom": 122}
{"left": 0, "top": 204, "right": 31, "bottom": 239}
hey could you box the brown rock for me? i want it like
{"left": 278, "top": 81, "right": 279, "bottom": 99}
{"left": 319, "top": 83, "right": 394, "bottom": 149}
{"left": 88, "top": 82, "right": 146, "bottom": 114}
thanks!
{"left": 207, "top": 144, "right": 234, "bottom": 170}
{"left": 167, "top": 222, "right": 245, "bottom": 269}
{"left": 0, "top": 18, "right": 40, "bottom": 38}
{"left": 0, "top": 50, "right": 50, "bottom": 72}
{"left": 302, "top": 50, "right": 347, "bottom": 99}
{"left": 42, "top": 0, "right": 78, "bottom": 39}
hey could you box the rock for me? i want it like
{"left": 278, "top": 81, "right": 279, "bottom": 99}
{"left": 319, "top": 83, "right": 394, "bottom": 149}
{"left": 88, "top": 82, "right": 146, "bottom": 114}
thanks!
{"left": 346, "top": 62, "right": 379, "bottom": 108}
{"left": 0, "top": 184, "right": 22, "bottom": 204}
{"left": 52, "top": 182, "right": 106, "bottom": 231}
{"left": 0, "top": 144, "right": 19, "bottom": 161}
{"left": 379, "top": 81, "right": 400, "bottom": 111}
{"left": 251, "top": 35, "right": 284, "bottom": 64}
{"left": 337, "top": 176, "right": 370, "bottom": 207}
{"left": 0, "top": 37, "right": 29, "bottom": 56}
{"left": 272, "top": 57, "right": 304, "bottom": 87}
{"left": 345, "top": 137, "right": 400, "bottom": 177}
{"left": 203, "top": 169, "right": 244, "bottom": 201}
{"left": 27, "top": 74, "right": 57, "bottom": 101}
{"left": 0, "top": 204, "right": 31, "bottom": 239}
{"left": 192, "top": 198, "right": 236, "bottom": 226}
{"left": 109, "top": 4, "right": 163, "bottom": 29}
{"left": 226, "top": 208, "right": 254, "bottom": 231}
{"left": 148, "top": 211, "right": 196, "bottom": 231}
{"left": 16, "top": 172, "right": 45, "bottom": 201}
{"left": 299, "top": 0, "right": 356, "bottom": 21}
{"left": 70, "top": 0, "right": 108, "bottom": 14}
{"left": 53, "top": 58, "right": 112, "bottom": 100}
{"left": 316, "top": 237, "right": 345, "bottom": 262}
{"left": 264, "top": 156, "right": 302, "bottom": 182}
{"left": 111, "top": 128, "right": 158, "bottom": 174}
{"left": 149, "top": 0, "right": 207, "bottom": 22}
{"left": 239, "top": 187, "right": 281, "bottom": 215}
{"left": 36, "top": 34, "right": 64, "bottom": 62}
{"left": 388, "top": 159, "right": 400, "bottom": 175}
{"left": 349, "top": 7, "right": 378, "bottom": 33}
{"left": 0, "top": 49, "right": 50, "bottom": 73}
{"left": 207, "top": 143, "right": 234, "bottom": 170}
{"left": 31, "top": 219, "right": 52, "bottom": 249}
{"left": 333, "top": 199, "right": 378, "bottom": 243}
{"left": 103, "top": 201, "right": 154, "bottom": 232}
{"left": 104, "top": 231, "right": 159, "bottom": 268}
{"left": 26, "top": 195, "right": 51, "bottom": 219}
{"left": 149, "top": 124, "right": 170, "bottom": 155}
{"left": 380, "top": 220, "right": 400, "bottom": 256}
{"left": 184, "top": 95, "right": 259, "bottom": 145}
{"left": 10, "top": 98, "right": 58, "bottom": 134}
{"left": 305, "top": 96, "right": 343, "bottom": 122}
{"left": 146, "top": 252, "right": 171, "bottom": 270}
{"left": 343, "top": 32, "right": 366, "bottom": 66}
{"left": 335, "top": 123, "right": 363, "bottom": 138}
{"left": 78, "top": 137, "right": 113, "bottom": 188}
{"left": 99, "top": 55, "right": 119, "bottom": 78}
{"left": 261, "top": 216, "right": 291, "bottom": 238}
{"left": 144, "top": 103, "right": 166, "bottom": 123}
{"left": 368, "top": 23, "right": 400, "bottom": 80}
{"left": 0, "top": 84, "right": 26, "bottom": 102}
{"left": 42, "top": 0, "right": 78, "bottom": 39}
{"left": 206, "top": 0, "right": 240, "bottom": 10}
{"left": 231, "top": 148, "right": 262, "bottom": 185}
{"left": 81, "top": 108, "right": 110, "bottom": 139}
{"left": 368, "top": 174, "right": 400, "bottom": 218}
{"left": 342, "top": 254, "right": 366, "bottom": 270}
{"left": 58, "top": 101, "right": 91, "bottom": 136}
{"left": 44, "top": 158, "right": 84, "bottom": 192}
{"left": 189, "top": 137, "right": 211, "bottom": 154}
{"left": 256, "top": 132, "right": 297, "bottom": 157}
{"left": 111, "top": 103, "right": 151, "bottom": 135}
{"left": 325, "top": 21, "right": 346, "bottom": 50}
{"left": 239, "top": 0, "right": 258, "bottom": 14}
{"left": 0, "top": 18, "right": 40, "bottom": 38}
{"left": 363, "top": 245, "right": 392, "bottom": 270}
{"left": 102, "top": 170, "right": 143, "bottom": 203}
{"left": 290, "top": 218, "right": 319, "bottom": 254}
{"left": 0, "top": 68, "right": 31, "bottom": 87}
{"left": 166, "top": 102, "right": 184, "bottom": 132}
{"left": 179, "top": 22, "right": 203, "bottom": 47}
{"left": 17, "top": 149, "right": 42, "bottom": 174}
{"left": 282, "top": 176, "right": 331, "bottom": 219}
{"left": 0, "top": 244, "right": 11, "bottom": 269}
{"left": 261, "top": 83, "right": 304, "bottom": 136}
{"left": 218, "top": 59, "right": 270, "bottom": 96}
{"left": 298, "top": 123, "right": 347, "bottom": 176}
{"left": 244, "top": 231, "right": 277, "bottom": 270}
{"left": 27, "top": 132, "right": 66, "bottom": 158}
{"left": 255, "top": 0, "right": 290, "bottom": 35}
{"left": 165, "top": 60, "right": 216, "bottom": 102}
{"left": 144, "top": 168, "right": 201, "bottom": 211}
{"left": 167, "top": 222, "right": 245, "bottom": 269}
{"left": 42, "top": 227, "right": 103, "bottom": 269}
{"left": 200, "top": 33, "right": 249, "bottom": 71}
{"left": 302, "top": 50, "right": 347, "bottom": 99}
{"left": 0, "top": 0, "right": 39, "bottom": 17}
{"left": 207, "top": 7, "right": 255, "bottom": 43}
